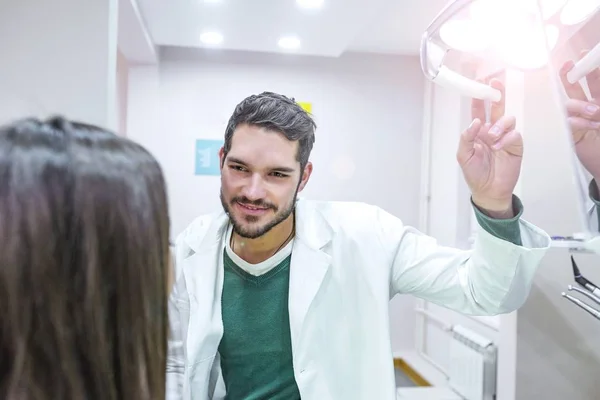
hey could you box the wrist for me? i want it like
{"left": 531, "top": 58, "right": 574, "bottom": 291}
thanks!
{"left": 472, "top": 195, "right": 515, "bottom": 219}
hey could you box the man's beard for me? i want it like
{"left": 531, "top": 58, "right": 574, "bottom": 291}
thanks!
{"left": 220, "top": 189, "right": 298, "bottom": 239}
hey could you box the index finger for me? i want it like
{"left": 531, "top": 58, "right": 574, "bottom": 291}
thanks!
{"left": 587, "top": 68, "right": 600, "bottom": 99}
{"left": 489, "top": 79, "right": 506, "bottom": 124}
{"left": 582, "top": 49, "right": 600, "bottom": 99}
{"left": 471, "top": 97, "right": 486, "bottom": 123}
{"left": 560, "top": 58, "right": 588, "bottom": 101}
{"left": 471, "top": 78, "right": 488, "bottom": 122}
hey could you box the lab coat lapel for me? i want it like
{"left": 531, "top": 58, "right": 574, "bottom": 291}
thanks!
{"left": 182, "top": 211, "right": 229, "bottom": 279}
{"left": 181, "top": 211, "right": 229, "bottom": 363}
{"left": 288, "top": 200, "right": 333, "bottom": 348}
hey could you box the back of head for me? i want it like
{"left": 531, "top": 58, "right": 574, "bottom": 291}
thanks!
{"left": 0, "top": 117, "right": 170, "bottom": 400}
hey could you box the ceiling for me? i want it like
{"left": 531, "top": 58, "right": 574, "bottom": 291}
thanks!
{"left": 135, "top": 0, "right": 450, "bottom": 57}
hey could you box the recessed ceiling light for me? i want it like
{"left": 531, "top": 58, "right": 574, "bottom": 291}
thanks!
{"left": 296, "top": 0, "right": 324, "bottom": 9}
{"left": 200, "top": 31, "right": 223, "bottom": 45}
{"left": 278, "top": 36, "right": 301, "bottom": 50}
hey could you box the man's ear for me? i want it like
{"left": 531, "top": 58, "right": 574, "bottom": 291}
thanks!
{"left": 219, "top": 147, "right": 225, "bottom": 169}
{"left": 298, "top": 162, "right": 313, "bottom": 192}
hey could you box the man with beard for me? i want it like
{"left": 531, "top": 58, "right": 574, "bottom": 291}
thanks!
{"left": 166, "top": 91, "right": 550, "bottom": 400}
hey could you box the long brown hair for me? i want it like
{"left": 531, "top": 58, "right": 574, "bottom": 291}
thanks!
{"left": 0, "top": 117, "right": 170, "bottom": 399}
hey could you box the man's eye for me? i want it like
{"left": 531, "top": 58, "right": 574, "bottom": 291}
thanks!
{"left": 271, "top": 172, "right": 288, "bottom": 178}
{"left": 230, "top": 165, "right": 247, "bottom": 172}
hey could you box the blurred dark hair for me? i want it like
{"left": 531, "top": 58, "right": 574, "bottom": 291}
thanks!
{"left": 223, "top": 92, "right": 316, "bottom": 170}
{"left": 0, "top": 117, "right": 170, "bottom": 400}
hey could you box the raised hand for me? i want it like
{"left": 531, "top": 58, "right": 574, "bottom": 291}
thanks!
{"left": 457, "top": 79, "right": 523, "bottom": 218}
{"left": 560, "top": 50, "right": 600, "bottom": 183}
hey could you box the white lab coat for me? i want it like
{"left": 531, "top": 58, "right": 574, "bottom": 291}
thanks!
{"left": 166, "top": 199, "right": 550, "bottom": 400}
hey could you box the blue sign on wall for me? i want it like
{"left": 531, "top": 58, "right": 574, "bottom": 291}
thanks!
{"left": 195, "top": 139, "right": 223, "bottom": 176}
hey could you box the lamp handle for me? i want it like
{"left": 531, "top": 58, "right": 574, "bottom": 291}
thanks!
{"left": 433, "top": 66, "right": 502, "bottom": 102}
{"left": 567, "top": 41, "right": 600, "bottom": 84}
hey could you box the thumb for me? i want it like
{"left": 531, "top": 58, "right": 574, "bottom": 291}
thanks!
{"left": 457, "top": 118, "right": 482, "bottom": 165}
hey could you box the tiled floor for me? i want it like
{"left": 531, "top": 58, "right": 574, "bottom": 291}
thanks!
{"left": 395, "top": 368, "right": 416, "bottom": 387}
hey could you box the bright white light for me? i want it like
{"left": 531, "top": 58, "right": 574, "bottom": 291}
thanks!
{"left": 470, "top": 0, "right": 531, "bottom": 23}
{"left": 278, "top": 36, "right": 301, "bottom": 50}
{"left": 439, "top": 19, "right": 490, "bottom": 52}
{"left": 470, "top": 0, "right": 568, "bottom": 20}
{"left": 464, "top": 0, "right": 560, "bottom": 69}
{"left": 540, "top": 0, "right": 570, "bottom": 18}
{"left": 496, "top": 24, "right": 559, "bottom": 70}
{"left": 560, "top": 0, "right": 600, "bottom": 25}
{"left": 203, "top": 0, "right": 222, "bottom": 3}
{"left": 296, "top": 0, "right": 324, "bottom": 9}
{"left": 200, "top": 31, "right": 224, "bottom": 45}
{"left": 546, "top": 24, "right": 560, "bottom": 47}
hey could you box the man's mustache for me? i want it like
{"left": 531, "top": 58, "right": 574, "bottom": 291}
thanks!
{"left": 231, "top": 196, "right": 277, "bottom": 210}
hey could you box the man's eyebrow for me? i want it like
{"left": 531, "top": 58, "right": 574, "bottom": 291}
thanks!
{"left": 227, "top": 157, "right": 295, "bottom": 173}
{"left": 226, "top": 157, "right": 247, "bottom": 165}
{"left": 272, "top": 166, "right": 295, "bottom": 173}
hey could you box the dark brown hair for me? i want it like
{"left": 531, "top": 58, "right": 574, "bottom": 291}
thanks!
{"left": 0, "top": 117, "right": 170, "bottom": 399}
{"left": 223, "top": 92, "right": 316, "bottom": 170}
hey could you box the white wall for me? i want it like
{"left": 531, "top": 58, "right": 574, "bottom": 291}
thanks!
{"left": 127, "top": 48, "right": 425, "bottom": 353}
{"left": 0, "top": 0, "right": 118, "bottom": 128}
{"left": 116, "top": 49, "right": 130, "bottom": 136}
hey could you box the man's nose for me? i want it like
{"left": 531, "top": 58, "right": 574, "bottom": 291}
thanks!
{"left": 241, "top": 174, "right": 267, "bottom": 201}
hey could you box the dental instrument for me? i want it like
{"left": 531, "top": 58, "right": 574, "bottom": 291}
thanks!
{"left": 561, "top": 292, "right": 600, "bottom": 320}
{"left": 567, "top": 285, "right": 600, "bottom": 305}
{"left": 561, "top": 255, "right": 600, "bottom": 321}
{"left": 571, "top": 255, "right": 600, "bottom": 297}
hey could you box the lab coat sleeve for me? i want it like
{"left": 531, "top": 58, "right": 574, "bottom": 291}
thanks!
{"left": 378, "top": 205, "right": 551, "bottom": 315}
{"left": 166, "top": 240, "right": 190, "bottom": 400}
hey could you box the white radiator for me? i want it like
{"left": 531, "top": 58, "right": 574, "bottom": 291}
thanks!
{"left": 447, "top": 325, "right": 497, "bottom": 400}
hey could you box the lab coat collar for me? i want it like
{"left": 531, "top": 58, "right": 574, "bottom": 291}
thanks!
{"left": 180, "top": 198, "right": 334, "bottom": 351}
{"left": 182, "top": 197, "right": 334, "bottom": 255}
{"left": 182, "top": 211, "right": 229, "bottom": 256}
{"left": 294, "top": 197, "right": 334, "bottom": 249}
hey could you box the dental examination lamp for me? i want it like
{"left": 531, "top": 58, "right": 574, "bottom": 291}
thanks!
{"left": 562, "top": 256, "right": 600, "bottom": 320}
{"left": 421, "top": 0, "right": 600, "bottom": 252}
{"left": 420, "top": 0, "right": 600, "bottom": 102}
